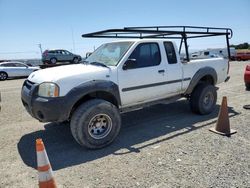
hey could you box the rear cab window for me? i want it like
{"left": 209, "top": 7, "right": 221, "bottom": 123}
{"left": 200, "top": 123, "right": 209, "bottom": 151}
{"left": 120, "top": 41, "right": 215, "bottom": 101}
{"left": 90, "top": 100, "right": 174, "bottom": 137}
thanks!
{"left": 164, "top": 42, "right": 177, "bottom": 64}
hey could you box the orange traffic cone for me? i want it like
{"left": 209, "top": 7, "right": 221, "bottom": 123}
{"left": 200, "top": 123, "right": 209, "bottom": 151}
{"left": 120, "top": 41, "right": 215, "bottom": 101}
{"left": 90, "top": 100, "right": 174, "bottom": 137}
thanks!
{"left": 0, "top": 92, "right": 1, "bottom": 112}
{"left": 36, "top": 139, "right": 57, "bottom": 188}
{"left": 209, "top": 96, "right": 237, "bottom": 136}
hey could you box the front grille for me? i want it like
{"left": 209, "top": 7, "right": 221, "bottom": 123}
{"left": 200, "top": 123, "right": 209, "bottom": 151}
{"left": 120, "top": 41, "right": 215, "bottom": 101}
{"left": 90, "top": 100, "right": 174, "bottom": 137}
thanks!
{"left": 24, "top": 80, "right": 35, "bottom": 90}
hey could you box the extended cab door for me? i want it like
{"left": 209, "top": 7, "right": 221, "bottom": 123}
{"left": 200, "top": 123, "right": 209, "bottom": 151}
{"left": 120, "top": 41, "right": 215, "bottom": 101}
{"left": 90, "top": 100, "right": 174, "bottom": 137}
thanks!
{"left": 118, "top": 42, "right": 170, "bottom": 107}
{"left": 163, "top": 41, "right": 183, "bottom": 94}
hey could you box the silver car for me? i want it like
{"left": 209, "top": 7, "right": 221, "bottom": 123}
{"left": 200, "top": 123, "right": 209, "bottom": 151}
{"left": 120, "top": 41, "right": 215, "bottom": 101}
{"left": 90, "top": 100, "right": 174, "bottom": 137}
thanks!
{"left": 0, "top": 61, "right": 40, "bottom": 81}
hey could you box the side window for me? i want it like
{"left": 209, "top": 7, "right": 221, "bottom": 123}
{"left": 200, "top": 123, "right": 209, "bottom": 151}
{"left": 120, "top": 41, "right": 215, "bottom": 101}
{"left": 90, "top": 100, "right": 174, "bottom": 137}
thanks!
{"left": 14, "top": 63, "right": 26, "bottom": 67}
{"left": 62, "top": 50, "right": 70, "bottom": 55}
{"left": 128, "top": 43, "right": 161, "bottom": 69}
{"left": 164, "top": 42, "right": 177, "bottom": 64}
{"left": 4, "top": 63, "right": 15, "bottom": 67}
{"left": 204, "top": 51, "right": 209, "bottom": 56}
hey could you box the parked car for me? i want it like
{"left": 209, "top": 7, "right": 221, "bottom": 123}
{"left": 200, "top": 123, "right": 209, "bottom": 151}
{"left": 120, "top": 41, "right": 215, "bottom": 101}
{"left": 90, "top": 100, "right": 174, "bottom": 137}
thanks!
{"left": 22, "top": 26, "right": 231, "bottom": 149}
{"left": 42, "top": 49, "right": 82, "bottom": 64}
{"left": 236, "top": 51, "right": 250, "bottom": 61}
{"left": 244, "top": 65, "right": 250, "bottom": 89}
{"left": 0, "top": 61, "right": 40, "bottom": 81}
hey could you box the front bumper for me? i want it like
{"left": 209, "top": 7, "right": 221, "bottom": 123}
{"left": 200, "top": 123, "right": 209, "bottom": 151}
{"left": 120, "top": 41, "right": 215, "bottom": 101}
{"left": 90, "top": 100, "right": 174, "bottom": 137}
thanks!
{"left": 21, "top": 80, "right": 69, "bottom": 122}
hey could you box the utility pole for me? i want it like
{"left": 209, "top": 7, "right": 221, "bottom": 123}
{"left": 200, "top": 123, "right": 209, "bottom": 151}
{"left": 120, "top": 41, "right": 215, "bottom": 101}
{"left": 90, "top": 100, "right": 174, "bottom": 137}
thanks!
{"left": 71, "top": 27, "right": 76, "bottom": 53}
{"left": 38, "top": 43, "right": 43, "bottom": 58}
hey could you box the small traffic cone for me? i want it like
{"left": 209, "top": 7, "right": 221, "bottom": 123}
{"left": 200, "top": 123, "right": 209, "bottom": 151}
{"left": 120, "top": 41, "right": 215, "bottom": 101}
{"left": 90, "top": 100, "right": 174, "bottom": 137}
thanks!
{"left": 36, "top": 139, "right": 57, "bottom": 188}
{"left": 209, "top": 96, "right": 236, "bottom": 136}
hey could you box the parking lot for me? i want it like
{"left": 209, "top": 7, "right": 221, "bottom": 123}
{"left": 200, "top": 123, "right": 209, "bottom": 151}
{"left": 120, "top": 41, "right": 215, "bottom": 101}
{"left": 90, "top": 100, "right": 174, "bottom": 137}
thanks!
{"left": 0, "top": 61, "right": 249, "bottom": 187}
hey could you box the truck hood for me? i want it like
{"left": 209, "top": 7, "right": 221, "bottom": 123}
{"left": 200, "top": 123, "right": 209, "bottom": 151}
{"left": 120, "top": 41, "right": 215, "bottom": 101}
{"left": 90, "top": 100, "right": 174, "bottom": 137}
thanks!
{"left": 28, "top": 64, "right": 110, "bottom": 83}
{"left": 28, "top": 64, "right": 111, "bottom": 96}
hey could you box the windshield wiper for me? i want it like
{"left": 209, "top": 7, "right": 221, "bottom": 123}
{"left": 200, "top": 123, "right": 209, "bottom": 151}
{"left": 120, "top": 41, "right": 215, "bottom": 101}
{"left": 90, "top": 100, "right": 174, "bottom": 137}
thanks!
{"left": 90, "top": 61, "right": 108, "bottom": 68}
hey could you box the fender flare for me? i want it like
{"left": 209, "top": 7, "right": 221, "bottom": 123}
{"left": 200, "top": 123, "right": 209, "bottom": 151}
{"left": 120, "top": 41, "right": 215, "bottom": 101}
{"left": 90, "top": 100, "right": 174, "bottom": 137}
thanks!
{"left": 64, "top": 80, "right": 121, "bottom": 113}
{"left": 184, "top": 67, "right": 217, "bottom": 95}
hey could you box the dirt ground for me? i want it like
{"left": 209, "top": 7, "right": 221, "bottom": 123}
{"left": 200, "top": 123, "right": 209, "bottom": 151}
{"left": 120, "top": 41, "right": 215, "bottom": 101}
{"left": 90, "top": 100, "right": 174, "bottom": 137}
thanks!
{"left": 0, "top": 61, "right": 249, "bottom": 188}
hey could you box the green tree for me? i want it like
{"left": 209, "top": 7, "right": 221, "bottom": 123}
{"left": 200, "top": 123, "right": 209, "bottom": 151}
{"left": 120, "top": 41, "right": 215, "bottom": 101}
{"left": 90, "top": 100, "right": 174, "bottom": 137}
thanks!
{"left": 230, "top": 42, "right": 249, "bottom": 49}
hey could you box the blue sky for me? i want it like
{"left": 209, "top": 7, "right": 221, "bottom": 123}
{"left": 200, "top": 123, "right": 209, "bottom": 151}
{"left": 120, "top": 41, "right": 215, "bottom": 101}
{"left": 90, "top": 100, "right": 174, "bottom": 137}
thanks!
{"left": 0, "top": 0, "right": 249, "bottom": 59}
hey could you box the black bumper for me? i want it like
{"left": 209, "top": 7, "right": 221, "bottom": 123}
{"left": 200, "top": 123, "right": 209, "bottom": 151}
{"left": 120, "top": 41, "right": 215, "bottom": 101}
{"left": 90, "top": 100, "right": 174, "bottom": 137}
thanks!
{"left": 21, "top": 80, "right": 69, "bottom": 122}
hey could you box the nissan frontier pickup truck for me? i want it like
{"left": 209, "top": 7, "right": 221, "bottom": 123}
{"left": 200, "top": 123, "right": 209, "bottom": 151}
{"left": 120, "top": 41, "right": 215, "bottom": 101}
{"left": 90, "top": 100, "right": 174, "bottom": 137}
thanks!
{"left": 21, "top": 26, "right": 232, "bottom": 148}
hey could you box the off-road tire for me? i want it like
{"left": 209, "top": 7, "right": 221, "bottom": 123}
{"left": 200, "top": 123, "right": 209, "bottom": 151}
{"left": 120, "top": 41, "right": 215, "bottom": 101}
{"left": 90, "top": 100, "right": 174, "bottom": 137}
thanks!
{"left": 190, "top": 83, "right": 217, "bottom": 115}
{"left": 70, "top": 99, "right": 121, "bottom": 149}
{"left": 0, "top": 72, "right": 8, "bottom": 81}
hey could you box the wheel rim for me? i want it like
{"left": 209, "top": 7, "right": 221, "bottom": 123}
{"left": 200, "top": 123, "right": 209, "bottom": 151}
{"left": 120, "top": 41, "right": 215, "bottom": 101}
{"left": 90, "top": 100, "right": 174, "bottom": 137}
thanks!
{"left": 0, "top": 73, "right": 7, "bottom": 80}
{"left": 203, "top": 91, "right": 214, "bottom": 109}
{"left": 51, "top": 59, "right": 56, "bottom": 64}
{"left": 88, "top": 114, "right": 112, "bottom": 139}
{"left": 73, "top": 58, "right": 78, "bottom": 63}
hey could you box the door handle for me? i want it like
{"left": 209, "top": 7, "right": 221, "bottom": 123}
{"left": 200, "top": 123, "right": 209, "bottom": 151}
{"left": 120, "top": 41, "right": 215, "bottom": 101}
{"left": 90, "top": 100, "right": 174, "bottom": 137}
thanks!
{"left": 158, "top": 70, "right": 165, "bottom": 73}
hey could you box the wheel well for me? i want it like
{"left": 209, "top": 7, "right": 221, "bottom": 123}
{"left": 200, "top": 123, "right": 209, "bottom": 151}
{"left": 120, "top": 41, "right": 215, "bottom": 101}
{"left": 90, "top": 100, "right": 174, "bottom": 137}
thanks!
{"left": 70, "top": 91, "right": 119, "bottom": 119}
{"left": 198, "top": 75, "right": 215, "bottom": 85}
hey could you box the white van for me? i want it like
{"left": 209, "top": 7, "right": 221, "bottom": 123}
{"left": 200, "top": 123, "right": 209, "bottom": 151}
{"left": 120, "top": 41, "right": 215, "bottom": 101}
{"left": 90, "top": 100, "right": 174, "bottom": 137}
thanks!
{"left": 191, "top": 47, "right": 236, "bottom": 59}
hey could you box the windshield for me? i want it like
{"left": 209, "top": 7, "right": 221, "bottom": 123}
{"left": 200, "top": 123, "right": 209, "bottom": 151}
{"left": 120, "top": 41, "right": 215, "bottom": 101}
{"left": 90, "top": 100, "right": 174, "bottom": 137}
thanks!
{"left": 86, "top": 41, "right": 134, "bottom": 66}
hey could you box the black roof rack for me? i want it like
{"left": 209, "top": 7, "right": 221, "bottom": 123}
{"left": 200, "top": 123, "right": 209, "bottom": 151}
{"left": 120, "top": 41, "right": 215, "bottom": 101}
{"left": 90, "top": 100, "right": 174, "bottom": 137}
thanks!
{"left": 82, "top": 26, "right": 233, "bottom": 61}
{"left": 82, "top": 26, "right": 232, "bottom": 39}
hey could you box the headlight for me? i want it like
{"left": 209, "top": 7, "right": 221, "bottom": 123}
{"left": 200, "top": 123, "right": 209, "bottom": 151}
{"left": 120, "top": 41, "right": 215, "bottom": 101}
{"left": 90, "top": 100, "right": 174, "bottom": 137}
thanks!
{"left": 38, "top": 82, "right": 59, "bottom": 97}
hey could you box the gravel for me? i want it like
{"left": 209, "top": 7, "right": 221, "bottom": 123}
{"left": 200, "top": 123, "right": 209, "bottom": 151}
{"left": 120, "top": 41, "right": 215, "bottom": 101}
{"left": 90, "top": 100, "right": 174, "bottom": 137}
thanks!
{"left": 0, "top": 61, "right": 249, "bottom": 188}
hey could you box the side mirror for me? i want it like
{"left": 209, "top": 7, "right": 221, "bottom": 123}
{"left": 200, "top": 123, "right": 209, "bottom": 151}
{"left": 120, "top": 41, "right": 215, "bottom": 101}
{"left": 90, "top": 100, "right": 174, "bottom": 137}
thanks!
{"left": 123, "top": 59, "right": 136, "bottom": 70}
{"left": 86, "top": 52, "right": 92, "bottom": 58}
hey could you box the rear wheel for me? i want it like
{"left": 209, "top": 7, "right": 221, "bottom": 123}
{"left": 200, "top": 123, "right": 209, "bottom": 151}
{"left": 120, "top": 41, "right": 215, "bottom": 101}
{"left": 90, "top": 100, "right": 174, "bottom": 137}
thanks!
{"left": 0, "top": 72, "right": 8, "bottom": 81}
{"left": 190, "top": 83, "right": 217, "bottom": 115}
{"left": 70, "top": 99, "right": 121, "bottom": 149}
{"left": 50, "top": 58, "right": 57, "bottom": 64}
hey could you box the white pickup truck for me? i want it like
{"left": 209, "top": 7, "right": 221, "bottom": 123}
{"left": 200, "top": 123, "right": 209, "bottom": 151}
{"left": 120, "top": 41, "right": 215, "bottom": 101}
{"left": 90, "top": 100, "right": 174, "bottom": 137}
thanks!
{"left": 21, "top": 26, "right": 232, "bottom": 148}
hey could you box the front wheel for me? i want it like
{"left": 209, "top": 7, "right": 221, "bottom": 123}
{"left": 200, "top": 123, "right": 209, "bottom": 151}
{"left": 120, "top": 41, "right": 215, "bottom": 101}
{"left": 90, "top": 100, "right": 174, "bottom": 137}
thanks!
{"left": 190, "top": 84, "right": 217, "bottom": 115}
{"left": 70, "top": 99, "right": 121, "bottom": 149}
{"left": 72, "top": 57, "right": 79, "bottom": 64}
